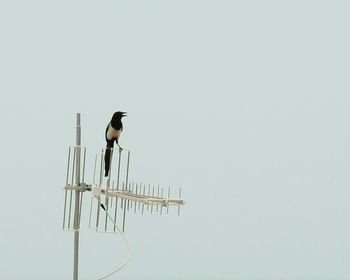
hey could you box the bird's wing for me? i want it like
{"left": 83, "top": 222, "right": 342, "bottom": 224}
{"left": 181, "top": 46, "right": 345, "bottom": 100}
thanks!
{"left": 105, "top": 123, "right": 110, "bottom": 142}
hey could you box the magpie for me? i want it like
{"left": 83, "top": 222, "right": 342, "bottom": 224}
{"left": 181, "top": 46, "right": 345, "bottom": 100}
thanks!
{"left": 104, "top": 111, "right": 127, "bottom": 177}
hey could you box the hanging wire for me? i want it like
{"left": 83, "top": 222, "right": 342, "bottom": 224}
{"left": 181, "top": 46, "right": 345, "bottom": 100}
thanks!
{"left": 96, "top": 198, "right": 131, "bottom": 280}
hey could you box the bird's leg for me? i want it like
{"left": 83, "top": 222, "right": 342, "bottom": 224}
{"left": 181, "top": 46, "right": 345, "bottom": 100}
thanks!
{"left": 116, "top": 142, "right": 123, "bottom": 151}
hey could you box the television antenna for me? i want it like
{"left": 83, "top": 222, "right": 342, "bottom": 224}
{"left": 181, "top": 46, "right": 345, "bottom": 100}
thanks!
{"left": 62, "top": 113, "right": 185, "bottom": 280}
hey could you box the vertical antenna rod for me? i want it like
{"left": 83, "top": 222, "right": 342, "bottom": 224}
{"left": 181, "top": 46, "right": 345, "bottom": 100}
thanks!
{"left": 73, "top": 113, "right": 81, "bottom": 280}
{"left": 122, "top": 151, "right": 130, "bottom": 232}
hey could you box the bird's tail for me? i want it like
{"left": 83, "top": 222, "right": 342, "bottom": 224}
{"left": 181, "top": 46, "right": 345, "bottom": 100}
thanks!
{"left": 104, "top": 143, "right": 114, "bottom": 177}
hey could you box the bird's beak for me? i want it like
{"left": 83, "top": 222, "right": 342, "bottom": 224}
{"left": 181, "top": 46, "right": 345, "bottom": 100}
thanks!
{"left": 122, "top": 112, "right": 127, "bottom": 117}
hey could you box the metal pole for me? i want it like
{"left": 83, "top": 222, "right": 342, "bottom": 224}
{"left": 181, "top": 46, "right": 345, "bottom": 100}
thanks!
{"left": 73, "top": 113, "right": 81, "bottom": 280}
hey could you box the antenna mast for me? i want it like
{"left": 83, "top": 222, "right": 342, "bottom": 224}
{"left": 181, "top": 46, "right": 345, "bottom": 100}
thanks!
{"left": 73, "top": 113, "right": 81, "bottom": 280}
{"left": 62, "top": 113, "right": 185, "bottom": 280}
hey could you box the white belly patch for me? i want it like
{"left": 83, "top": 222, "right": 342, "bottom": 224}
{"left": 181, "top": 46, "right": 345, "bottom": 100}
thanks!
{"left": 107, "top": 125, "right": 121, "bottom": 140}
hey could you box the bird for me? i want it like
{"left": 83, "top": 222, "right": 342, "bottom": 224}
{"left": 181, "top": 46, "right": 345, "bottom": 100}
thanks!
{"left": 104, "top": 111, "right": 127, "bottom": 177}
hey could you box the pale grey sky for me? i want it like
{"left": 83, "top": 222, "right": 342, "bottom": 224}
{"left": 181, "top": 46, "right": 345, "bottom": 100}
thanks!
{"left": 1, "top": 1, "right": 350, "bottom": 279}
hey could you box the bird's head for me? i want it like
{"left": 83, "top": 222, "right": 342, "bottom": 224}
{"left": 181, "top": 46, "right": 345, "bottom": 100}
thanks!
{"left": 112, "top": 111, "right": 127, "bottom": 120}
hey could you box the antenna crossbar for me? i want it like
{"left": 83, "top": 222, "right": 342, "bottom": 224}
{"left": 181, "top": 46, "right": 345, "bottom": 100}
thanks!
{"left": 63, "top": 185, "right": 185, "bottom": 207}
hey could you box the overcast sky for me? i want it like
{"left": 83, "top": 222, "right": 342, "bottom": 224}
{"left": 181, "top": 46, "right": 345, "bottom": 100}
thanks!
{"left": 1, "top": 1, "right": 350, "bottom": 279}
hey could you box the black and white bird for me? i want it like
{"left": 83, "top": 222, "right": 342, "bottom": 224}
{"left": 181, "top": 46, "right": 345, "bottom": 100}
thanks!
{"left": 104, "top": 111, "right": 127, "bottom": 177}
